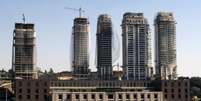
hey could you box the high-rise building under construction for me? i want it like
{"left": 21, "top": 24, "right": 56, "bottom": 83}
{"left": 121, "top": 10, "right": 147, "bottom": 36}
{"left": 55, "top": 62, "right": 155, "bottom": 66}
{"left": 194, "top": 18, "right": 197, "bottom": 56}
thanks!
{"left": 12, "top": 23, "right": 38, "bottom": 79}
{"left": 122, "top": 13, "right": 152, "bottom": 80}
{"left": 72, "top": 18, "right": 90, "bottom": 79}
{"left": 96, "top": 14, "right": 113, "bottom": 80}
{"left": 155, "top": 12, "right": 177, "bottom": 80}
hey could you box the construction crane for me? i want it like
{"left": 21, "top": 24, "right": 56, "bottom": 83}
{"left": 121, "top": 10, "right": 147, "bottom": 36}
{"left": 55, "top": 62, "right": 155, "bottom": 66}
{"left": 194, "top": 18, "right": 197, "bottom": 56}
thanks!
{"left": 64, "top": 7, "right": 85, "bottom": 18}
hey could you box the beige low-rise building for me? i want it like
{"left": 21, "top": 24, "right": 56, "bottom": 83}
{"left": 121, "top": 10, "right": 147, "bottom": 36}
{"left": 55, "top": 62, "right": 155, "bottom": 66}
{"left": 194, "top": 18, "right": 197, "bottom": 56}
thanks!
{"left": 50, "top": 80, "right": 163, "bottom": 101}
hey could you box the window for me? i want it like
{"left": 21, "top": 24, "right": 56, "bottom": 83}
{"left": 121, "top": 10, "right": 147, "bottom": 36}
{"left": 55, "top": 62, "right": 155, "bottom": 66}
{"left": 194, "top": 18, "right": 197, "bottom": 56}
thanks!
{"left": 76, "top": 94, "right": 79, "bottom": 99}
{"left": 35, "top": 89, "right": 39, "bottom": 93}
{"left": 91, "top": 94, "right": 95, "bottom": 99}
{"left": 147, "top": 94, "right": 150, "bottom": 98}
{"left": 83, "top": 94, "right": 87, "bottom": 99}
{"left": 18, "top": 89, "right": 22, "bottom": 93}
{"left": 99, "top": 94, "right": 103, "bottom": 99}
{"left": 35, "top": 95, "right": 39, "bottom": 99}
{"left": 172, "top": 94, "right": 174, "bottom": 99}
{"left": 178, "top": 94, "right": 181, "bottom": 98}
{"left": 126, "top": 94, "right": 129, "bottom": 99}
{"left": 27, "top": 95, "right": 31, "bottom": 99}
{"left": 118, "top": 94, "right": 122, "bottom": 99}
{"left": 164, "top": 89, "right": 167, "bottom": 93}
{"left": 141, "top": 94, "right": 144, "bottom": 98}
{"left": 108, "top": 94, "right": 113, "bottom": 99}
{"left": 154, "top": 94, "right": 158, "bottom": 98}
{"left": 58, "top": 94, "right": 63, "bottom": 99}
{"left": 67, "top": 94, "right": 71, "bottom": 99}
{"left": 165, "top": 94, "right": 167, "bottom": 99}
{"left": 27, "top": 89, "right": 31, "bottom": 93}
{"left": 18, "top": 95, "right": 22, "bottom": 99}
{"left": 134, "top": 94, "right": 137, "bottom": 98}
{"left": 44, "top": 89, "right": 47, "bottom": 93}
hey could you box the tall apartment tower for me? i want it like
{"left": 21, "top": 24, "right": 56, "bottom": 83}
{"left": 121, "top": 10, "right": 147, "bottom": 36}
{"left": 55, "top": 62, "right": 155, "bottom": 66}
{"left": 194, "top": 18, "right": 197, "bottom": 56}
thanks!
{"left": 12, "top": 23, "right": 38, "bottom": 79}
{"left": 72, "top": 18, "right": 90, "bottom": 79}
{"left": 122, "top": 13, "right": 151, "bottom": 80}
{"left": 155, "top": 12, "right": 177, "bottom": 80}
{"left": 96, "top": 14, "right": 113, "bottom": 80}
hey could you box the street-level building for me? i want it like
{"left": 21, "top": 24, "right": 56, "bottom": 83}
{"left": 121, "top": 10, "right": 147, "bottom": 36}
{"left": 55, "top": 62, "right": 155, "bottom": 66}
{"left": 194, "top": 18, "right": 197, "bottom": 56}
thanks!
{"left": 15, "top": 79, "right": 50, "bottom": 101}
{"left": 50, "top": 80, "right": 163, "bottom": 101}
{"left": 161, "top": 78, "right": 190, "bottom": 101}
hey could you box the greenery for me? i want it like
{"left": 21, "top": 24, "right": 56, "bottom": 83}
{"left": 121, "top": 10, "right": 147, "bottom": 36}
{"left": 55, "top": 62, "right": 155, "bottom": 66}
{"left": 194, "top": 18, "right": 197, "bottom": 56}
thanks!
{"left": 190, "top": 77, "right": 201, "bottom": 98}
{"left": 39, "top": 68, "right": 58, "bottom": 80}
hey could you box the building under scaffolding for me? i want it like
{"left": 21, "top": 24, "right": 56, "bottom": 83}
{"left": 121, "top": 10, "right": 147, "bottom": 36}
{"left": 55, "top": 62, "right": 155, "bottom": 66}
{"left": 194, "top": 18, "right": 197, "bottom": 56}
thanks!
{"left": 12, "top": 23, "right": 37, "bottom": 79}
{"left": 72, "top": 18, "right": 90, "bottom": 79}
{"left": 155, "top": 12, "right": 177, "bottom": 80}
{"left": 96, "top": 14, "right": 113, "bottom": 80}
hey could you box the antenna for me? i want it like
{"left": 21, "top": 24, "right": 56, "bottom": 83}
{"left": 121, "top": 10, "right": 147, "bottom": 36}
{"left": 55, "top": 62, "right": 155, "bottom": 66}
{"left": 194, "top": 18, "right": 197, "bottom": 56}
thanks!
{"left": 22, "top": 14, "right": 26, "bottom": 23}
{"left": 64, "top": 7, "right": 85, "bottom": 17}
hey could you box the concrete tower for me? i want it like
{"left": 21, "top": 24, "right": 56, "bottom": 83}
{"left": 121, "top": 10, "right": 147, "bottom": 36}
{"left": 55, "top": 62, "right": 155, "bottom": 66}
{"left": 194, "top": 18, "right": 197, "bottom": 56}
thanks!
{"left": 155, "top": 12, "right": 177, "bottom": 80}
{"left": 122, "top": 13, "right": 151, "bottom": 80}
{"left": 72, "top": 17, "right": 90, "bottom": 79}
{"left": 96, "top": 14, "right": 113, "bottom": 80}
{"left": 12, "top": 23, "right": 38, "bottom": 79}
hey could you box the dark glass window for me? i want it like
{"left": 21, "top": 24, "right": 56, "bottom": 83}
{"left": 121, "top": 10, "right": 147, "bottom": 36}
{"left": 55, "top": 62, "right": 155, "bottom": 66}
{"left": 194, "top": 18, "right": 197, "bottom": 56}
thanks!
{"left": 35, "top": 95, "right": 39, "bottom": 99}
{"left": 108, "top": 94, "right": 113, "bottom": 99}
{"left": 126, "top": 94, "right": 129, "bottom": 99}
{"left": 27, "top": 95, "right": 31, "bottom": 99}
{"left": 76, "top": 94, "right": 79, "bottom": 99}
{"left": 67, "top": 94, "right": 71, "bottom": 99}
{"left": 83, "top": 94, "right": 87, "bottom": 99}
{"left": 99, "top": 94, "right": 103, "bottom": 99}
{"left": 18, "top": 95, "right": 22, "bottom": 99}
{"left": 118, "top": 94, "right": 122, "bottom": 99}
{"left": 91, "top": 94, "right": 95, "bottom": 99}
{"left": 59, "top": 94, "right": 62, "bottom": 99}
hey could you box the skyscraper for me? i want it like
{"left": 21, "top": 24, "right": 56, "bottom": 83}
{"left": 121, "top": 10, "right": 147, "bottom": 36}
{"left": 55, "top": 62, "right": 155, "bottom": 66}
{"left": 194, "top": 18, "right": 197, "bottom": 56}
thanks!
{"left": 96, "top": 14, "right": 113, "bottom": 80}
{"left": 122, "top": 13, "right": 151, "bottom": 80}
{"left": 12, "top": 23, "right": 37, "bottom": 79}
{"left": 155, "top": 12, "right": 177, "bottom": 80}
{"left": 72, "top": 17, "right": 90, "bottom": 79}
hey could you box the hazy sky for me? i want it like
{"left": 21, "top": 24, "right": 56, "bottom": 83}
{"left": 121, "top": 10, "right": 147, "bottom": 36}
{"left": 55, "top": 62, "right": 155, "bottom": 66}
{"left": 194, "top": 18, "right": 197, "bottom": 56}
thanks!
{"left": 0, "top": 0, "right": 201, "bottom": 77}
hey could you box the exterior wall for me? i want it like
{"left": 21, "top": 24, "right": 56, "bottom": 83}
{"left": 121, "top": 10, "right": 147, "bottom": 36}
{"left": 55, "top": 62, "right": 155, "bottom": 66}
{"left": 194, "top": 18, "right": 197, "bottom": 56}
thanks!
{"left": 97, "top": 14, "right": 113, "bottom": 80}
{"left": 72, "top": 18, "right": 90, "bottom": 79}
{"left": 15, "top": 79, "right": 50, "bottom": 101}
{"left": 154, "top": 12, "right": 177, "bottom": 80}
{"left": 122, "top": 13, "right": 151, "bottom": 80}
{"left": 50, "top": 80, "right": 162, "bottom": 101}
{"left": 52, "top": 91, "right": 163, "bottom": 101}
{"left": 13, "top": 23, "right": 37, "bottom": 79}
{"left": 161, "top": 79, "right": 190, "bottom": 101}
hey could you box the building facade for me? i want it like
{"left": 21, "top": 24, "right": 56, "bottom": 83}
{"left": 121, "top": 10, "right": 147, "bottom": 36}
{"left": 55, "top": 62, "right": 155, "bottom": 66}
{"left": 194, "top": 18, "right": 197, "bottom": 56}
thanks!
{"left": 72, "top": 18, "right": 90, "bottom": 79}
{"left": 161, "top": 78, "right": 190, "bottom": 101}
{"left": 97, "top": 14, "right": 113, "bottom": 80}
{"left": 13, "top": 23, "right": 37, "bottom": 79}
{"left": 122, "top": 13, "right": 151, "bottom": 80}
{"left": 50, "top": 80, "right": 163, "bottom": 101}
{"left": 155, "top": 12, "right": 177, "bottom": 80}
{"left": 15, "top": 79, "right": 50, "bottom": 101}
